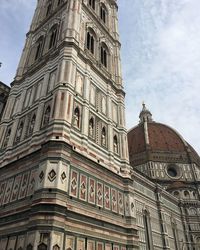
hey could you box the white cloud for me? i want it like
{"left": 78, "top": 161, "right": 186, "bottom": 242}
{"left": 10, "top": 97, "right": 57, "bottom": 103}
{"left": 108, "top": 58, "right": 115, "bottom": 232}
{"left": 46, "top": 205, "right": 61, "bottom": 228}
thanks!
{"left": 119, "top": 0, "right": 200, "bottom": 154}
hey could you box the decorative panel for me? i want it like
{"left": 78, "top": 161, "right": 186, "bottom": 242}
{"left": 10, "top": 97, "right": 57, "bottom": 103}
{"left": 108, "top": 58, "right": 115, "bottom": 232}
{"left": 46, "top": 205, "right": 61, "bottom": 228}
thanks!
{"left": 18, "top": 171, "right": 30, "bottom": 199}
{"left": 79, "top": 174, "right": 87, "bottom": 201}
{"left": 3, "top": 178, "right": 14, "bottom": 204}
{"left": 10, "top": 174, "right": 22, "bottom": 202}
{"left": 88, "top": 178, "right": 96, "bottom": 204}
{"left": 0, "top": 181, "right": 7, "bottom": 206}
{"left": 104, "top": 185, "right": 111, "bottom": 210}
{"left": 70, "top": 170, "right": 79, "bottom": 198}
{"left": 118, "top": 191, "right": 124, "bottom": 215}
{"left": 27, "top": 169, "right": 37, "bottom": 196}
{"left": 111, "top": 188, "right": 118, "bottom": 213}
{"left": 97, "top": 182, "right": 103, "bottom": 207}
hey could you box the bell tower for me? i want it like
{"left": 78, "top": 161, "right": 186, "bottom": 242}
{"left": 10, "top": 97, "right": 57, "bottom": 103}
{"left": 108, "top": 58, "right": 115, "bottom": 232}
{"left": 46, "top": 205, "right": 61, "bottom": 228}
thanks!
{"left": 0, "top": 0, "right": 138, "bottom": 249}
{"left": 0, "top": 0, "right": 129, "bottom": 175}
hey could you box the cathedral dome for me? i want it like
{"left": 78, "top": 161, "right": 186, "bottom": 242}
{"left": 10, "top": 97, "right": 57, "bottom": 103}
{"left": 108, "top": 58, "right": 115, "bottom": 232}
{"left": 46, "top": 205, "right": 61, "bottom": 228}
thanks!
{"left": 128, "top": 104, "right": 200, "bottom": 167}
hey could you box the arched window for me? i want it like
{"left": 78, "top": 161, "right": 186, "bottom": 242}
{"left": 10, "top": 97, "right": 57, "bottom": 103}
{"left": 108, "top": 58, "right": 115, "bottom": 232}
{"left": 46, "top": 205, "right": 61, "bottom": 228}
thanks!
{"left": 29, "top": 114, "right": 36, "bottom": 135}
{"left": 46, "top": 1, "right": 52, "bottom": 17}
{"left": 35, "top": 36, "right": 44, "bottom": 60}
{"left": 48, "top": 25, "right": 58, "bottom": 49}
{"left": 101, "top": 126, "right": 106, "bottom": 147}
{"left": 89, "top": 117, "right": 94, "bottom": 138}
{"left": 43, "top": 106, "right": 51, "bottom": 126}
{"left": 53, "top": 245, "right": 60, "bottom": 250}
{"left": 100, "top": 43, "right": 108, "bottom": 68}
{"left": 143, "top": 210, "right": 153, "bottom": 249}
{"left": 16, "top": 121, "right": 24, "bottom": 142}
{"left": 73, "top": 107, "right": 80, "bottom": 128}
{"left": 113, "top": 135, "right": 118, "bottom": 154}
{"left": 57, "top": 0, "right": 62, "bottom": 6}
{"left": 3, "top": 127, "right": 11, "bottom": 148}
{"left": 86, "top": 30, "right": 96, "bottom": 54}
{"left": 100, "top": 4, "right": 107, "bottom": 23}
{"left": 38, "top": 243, "right": 47, "bottom": 250}
{"left": 89, "top": 0, "right": 95, "bottom": 10}
{"left": 27, "top": 244, "right": 33, "bottom": 250}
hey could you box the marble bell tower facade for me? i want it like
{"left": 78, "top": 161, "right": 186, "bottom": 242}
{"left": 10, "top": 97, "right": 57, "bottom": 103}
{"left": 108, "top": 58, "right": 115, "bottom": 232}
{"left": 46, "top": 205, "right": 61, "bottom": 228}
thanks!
{"left": 0, "top": 0, "right": 138, "bottom": 249}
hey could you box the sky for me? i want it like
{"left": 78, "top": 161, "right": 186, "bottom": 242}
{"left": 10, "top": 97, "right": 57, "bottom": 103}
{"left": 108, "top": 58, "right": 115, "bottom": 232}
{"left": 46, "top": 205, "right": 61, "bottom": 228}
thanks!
{"left": 0, "top": 0, "right": 200, "bottom": 154}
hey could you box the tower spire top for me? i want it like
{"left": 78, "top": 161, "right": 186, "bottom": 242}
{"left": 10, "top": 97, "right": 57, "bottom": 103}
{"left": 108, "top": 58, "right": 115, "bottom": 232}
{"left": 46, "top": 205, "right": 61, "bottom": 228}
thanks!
{"left": 139, "top": 102, "right": 153, "bottom": 123}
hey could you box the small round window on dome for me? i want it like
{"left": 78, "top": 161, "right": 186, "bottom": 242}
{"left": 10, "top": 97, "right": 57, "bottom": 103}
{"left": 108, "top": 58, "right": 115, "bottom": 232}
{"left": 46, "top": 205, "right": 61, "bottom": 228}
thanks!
{"left": 167, "top": 167, "right": 177, "bottom": 177}
{"left": 166, "top": 164, "right": 181, "bottom": 179}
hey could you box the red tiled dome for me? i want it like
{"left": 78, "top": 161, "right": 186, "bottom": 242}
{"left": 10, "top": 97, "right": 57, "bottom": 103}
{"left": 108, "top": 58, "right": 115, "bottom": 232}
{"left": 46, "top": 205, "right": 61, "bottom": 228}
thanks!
{"left": 128, "top": 121, "right": 200, "bottom": 166}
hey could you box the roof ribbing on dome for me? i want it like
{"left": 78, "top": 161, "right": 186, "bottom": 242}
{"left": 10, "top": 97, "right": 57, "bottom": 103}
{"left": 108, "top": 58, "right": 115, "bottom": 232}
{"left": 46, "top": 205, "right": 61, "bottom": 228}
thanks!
{"left": 128, "top": 106, "right": 200, "bottom": 167}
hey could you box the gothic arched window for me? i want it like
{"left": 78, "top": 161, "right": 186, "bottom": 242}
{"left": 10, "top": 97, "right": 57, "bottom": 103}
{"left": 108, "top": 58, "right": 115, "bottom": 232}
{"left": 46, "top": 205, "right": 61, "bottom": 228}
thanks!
{"left": 101, "top": 126, "right": 106, "bottom": 147}
{"left": 16, "top": 121, "right": 24, "bottom": 142}
{"left": 143, "top": 210, "right": 153, "bottom": 250}
{"left": 3, "top": 127, "right": 11, "bottom": 148}
{"left": 86, "top": 29, "right": 96, "bottom": 54}
{"left": 73, "top": 107, "right": 80, "bottom": 128}
{"left": 27, "top": 244, "right": 33, "bottom": 250}
{"left": 100, "top": 43, "right": 109, "bottom": 68}
{"left": 43, "top": 106, "right": 51, "bottom": 126}
{"left": 113, "top": 135, "right": 118, "bottom": 154}
{"left": 35, "top": 36, "right": 45, "bottom": 60}
{"left": 48, "top": 25, "right": 58, "bottom": 49}
{"left": 100, "top": 4, "right": 107, "bottom": 23}
{"left": 57, "top": 0, "right": 62, "bottom": 6}
{"left": 89, "top": 0, "right": 95, "bottom": 10}
{"left": 46, "top": 1, "right": 52, "bottom": 17}
{"left": 89, "top": 117, "right": 94, "bottom": 138}
{"left": 38, "top": 243, "right": 47, "bottom": 250}
{"left": 29, "top": 114, "right": 36, "bottom": 135}
{"left": 53, "top": 245, "right": 60, "bottom": 250}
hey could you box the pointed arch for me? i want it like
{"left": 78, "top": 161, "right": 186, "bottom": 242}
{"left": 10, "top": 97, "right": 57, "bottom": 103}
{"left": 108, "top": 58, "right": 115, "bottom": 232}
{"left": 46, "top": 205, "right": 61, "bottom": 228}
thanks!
{"left": 143, "top": 209, "right": 153, "bottom": 250}
{"left": 43, "top": 106, "right": 51, "bottom": 126}
{"left": 73, "top": 106, "right": 81, "bottom": 128}
{"left": 101, "top": 126, "right": 106, "bottom": 147}
{"left": 16, "top": 121, "right": 24, "bottom": 142}
{"left": 89, "top": 117, "right": 95, "bottom": 138}
{"left": 27, "top": 244, "right": 33, "bottom": 250}
{"left": 86, "top": 28, "right": 96, "bottom": 55}
{"left": 100, "top": 3, "right": 107, "bottom": 23}
{"left": 46, "top": 1, "right": 52, "bottom": 17}
{"left": 3, "top": 127, "right": 11, "bottom": 148}
{"left": 29, "top": 113, "right": 36, "bottom": 134}
{"left": 113, "top": 135, "right": 118, "bottom": 154}
{"left": 38, "top": 243, "right": 47, "bottom": 250}
{"left": 53, "top": 245, "right": 60, "bottom": 250}
{"left": 100, "top": 42, "right": 109, "bottom": 68}
{"left": 89, "top": 0, "right": 96, "bottom": 10}
{"left": 48, "top": 24, "right": 58, "bottom": 49}
{"left": 35, "top": 36, "right": 45, "bottom": 60}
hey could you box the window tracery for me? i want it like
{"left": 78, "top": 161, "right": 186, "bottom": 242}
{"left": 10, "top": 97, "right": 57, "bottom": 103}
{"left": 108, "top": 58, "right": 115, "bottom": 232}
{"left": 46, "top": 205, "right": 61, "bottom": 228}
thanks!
{"left": 87, "top": 30, "right": 96, "bottom": 54}
{"left": 89, "top": 0, "right": 95, "bottom": 10}
{"left": 49, "top": 25, "right": 58, "bottom": 49}
{"left": 100, "top": 4, "right": 107, "bottom": 23}
{"left": 35, "top": 36, "right": 45, "bottom": 60}
{"left": 100, "top": 43, "right": 108, "bottom": 68}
